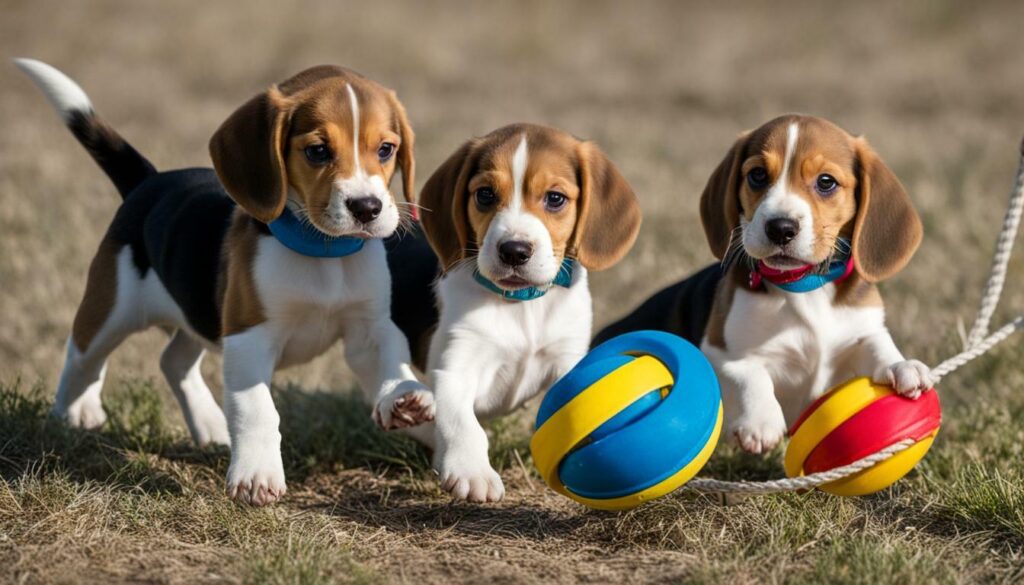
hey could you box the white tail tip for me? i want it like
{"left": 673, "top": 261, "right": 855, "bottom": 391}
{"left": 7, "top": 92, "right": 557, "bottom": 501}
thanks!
{"left": 14, "top": 58, "right": 94, "bottom": 121}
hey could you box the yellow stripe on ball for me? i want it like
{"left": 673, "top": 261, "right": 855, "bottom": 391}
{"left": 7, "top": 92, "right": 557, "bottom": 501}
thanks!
{"left": 560, "top": 404, "right": 723, "bottom": 510}
{"left": 531, "top": 355, "right": 673, "bottom": 499}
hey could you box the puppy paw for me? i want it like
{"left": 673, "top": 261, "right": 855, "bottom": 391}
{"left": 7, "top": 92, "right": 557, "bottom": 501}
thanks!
{"left": 874, "top": 360, "right": 933, "bottom": 399}
{"left": 58, "top": 397, "right": 108, "bottom": 430}
{"left": 191, "top": 409, "right": 231, "bottom": 447}
{"left": 226, "top": 441, "right": 286, "bottom": 506}
{"left": 435, "top": 451, "right": 505, "bottom": 503}
{"left": 728, "top": 405, "right": 787, "bottom": 454}
{"left": 373, "top": 383, "right": 435, "bottom": 430}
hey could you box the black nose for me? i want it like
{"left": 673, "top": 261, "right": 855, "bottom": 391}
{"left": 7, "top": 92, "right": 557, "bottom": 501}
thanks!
{"left": 346, "top": 197, "right": 382, "bottom": 224}
{"left": 498, "top": 240, "right": 533, "bottom": 266}
{"left": 765, "top": 217, "right": 799, "bottom": 245}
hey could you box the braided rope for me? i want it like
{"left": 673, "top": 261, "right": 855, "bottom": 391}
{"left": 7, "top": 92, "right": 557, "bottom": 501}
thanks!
{"left": 964, "top": 140, "right": 1024, "bottom": 348}
{"left": 687, "top": 439, "right": 916, "bottom": 494}
{"left": 686, "top": 138, "right": 1024, "bottom": 494}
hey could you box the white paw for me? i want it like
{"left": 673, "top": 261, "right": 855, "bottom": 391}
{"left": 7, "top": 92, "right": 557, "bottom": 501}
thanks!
{"left": 435, "top": 450, "right": 505, "bottom": 503}
{"left": 226, "top": 439, "right": 286, "bottom": 506}
{"left": 58, "top": 397, "right": 108, "bottom": 430}
{"left": 874, "top": 360, "right": 933, "bottom": 399}
{"left": 190, "top": 408, "right": 231, "bottom": 447}
{"left": 728, "top": 404, "right": 787, "bottom": 454}
{"left": 373, "top": 382, "right": 435, "bottom": 430}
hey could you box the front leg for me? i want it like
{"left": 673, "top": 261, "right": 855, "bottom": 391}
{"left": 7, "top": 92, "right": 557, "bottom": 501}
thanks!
{"left": 344, "top": 315, "right": 433, "bottom": 431}
{"left": 431, "top": 341, "right": 505, "bottom": 502}
{"left": 222, "top": 326, "right": 286, "bottom": 506}
{"left": 855, "top": 330, "right": 933, "bottom": 399}
{"left": 707, "top": 349, "right": 787, "bottom": 454}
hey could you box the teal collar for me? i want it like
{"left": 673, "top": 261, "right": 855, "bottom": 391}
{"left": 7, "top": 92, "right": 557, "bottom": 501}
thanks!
{"left": 473, "top": 258, "right": 575, "bottom": 301}
{"left": 267, "top": 207, "right": 365, "bottom": 258}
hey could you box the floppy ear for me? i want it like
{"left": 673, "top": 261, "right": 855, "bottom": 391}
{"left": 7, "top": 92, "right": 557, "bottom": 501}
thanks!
{"left": 571, "top": 142, "right": 642, "bottom": 271}
{"left": 387, "top": 90, "right": 416, "bottom": 207}
{"left": 699, "top": 132, "right": 748, "bottom": 260}
{"left": 851, "top": 138, "right": 922, "bottom": 282}
{"left": 209, "top": 87, "right": 292, "bottom": 223}
{"left": 418, "top": 140, "right": 478, "bottom": 271}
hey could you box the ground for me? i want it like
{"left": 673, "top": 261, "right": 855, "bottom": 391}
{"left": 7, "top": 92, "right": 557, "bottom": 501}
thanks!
{"left": 2, "top": 0, "right": 1024, "bottom": 583}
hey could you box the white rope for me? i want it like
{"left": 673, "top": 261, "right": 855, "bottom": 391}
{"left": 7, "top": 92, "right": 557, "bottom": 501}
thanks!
{"left": 964, "top": 140, "right": 1024, "bottom": 348}
{"left": 688, "top": 439, "right": 916, "bottom": 495}
{"left": 687, "top": 139, "right": 1024, "bottom": 495}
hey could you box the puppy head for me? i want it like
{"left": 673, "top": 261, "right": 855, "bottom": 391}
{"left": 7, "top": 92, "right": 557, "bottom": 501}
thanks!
{"left": 419, "top": 124, "right": 641, "bottom": 288}
{"left": 700, "top": 114, "right": 921, "bottom": 282}
{"left": 209, "top": 65, "right": 414, "bottom": 239}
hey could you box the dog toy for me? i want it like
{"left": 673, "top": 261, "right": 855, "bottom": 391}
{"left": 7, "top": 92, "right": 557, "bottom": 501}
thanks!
{"left": 530, "top": 331, "right": 722, "bottom": 510}
{"left": 783, "top": 378, "right": 941, "bottom": 496}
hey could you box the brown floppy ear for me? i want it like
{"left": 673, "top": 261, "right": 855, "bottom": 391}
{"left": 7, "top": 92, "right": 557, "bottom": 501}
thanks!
{"left": 571, "top": 142, "right": 642, "bottom": 271}
{"left": 851, "top": 138, "right": 923, "bottom": 282}
{"left": 418, "top": 140, "right": 478, "bottom": 271}
{"left": 209, "top": 87, "right": 292, "bottom": 223}
{"left": 699, "top": 132, "right": 748, "bottom": 260}
{"left": 387, "top": 90, "right": 416, "bottom": 206}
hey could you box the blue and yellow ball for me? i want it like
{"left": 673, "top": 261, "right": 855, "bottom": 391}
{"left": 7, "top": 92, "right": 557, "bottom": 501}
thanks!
{"left": 530, "top": 331, "right": 723, "bottom": 510}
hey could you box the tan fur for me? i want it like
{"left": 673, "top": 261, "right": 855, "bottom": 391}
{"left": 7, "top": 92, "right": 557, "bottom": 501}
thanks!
{"left": 701, "top": 115, "right": 921, "bottom": 278}
{"left": 705, "top": 264, "right": 742, "bottom": 348}
{"left": 71, "top": 236, "right": 120, "bottom": 352}
{"left": 206, "top": 66, "right": 416, "bottom": 337}
{"left": 419, "top": 123, "right": 640, "bottom": 273}
{"left": 700, "top": 115, "right": 919, "bottom": 347}
{"left": 220, "top": 211, "right": 267, "bottom": 337}
{"left": 211, "top": 66, "right": 414, "bottom": 234}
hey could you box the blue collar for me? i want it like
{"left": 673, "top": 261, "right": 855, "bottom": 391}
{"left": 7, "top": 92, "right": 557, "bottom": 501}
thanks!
{"left": 750, "top": 252, "right": 855, "bottom": 293}
{"left": 267, "top": 207, "right": 365, "bottom": 258}
{"left": 473, "top": 258, "right": 575, "bottom": 301}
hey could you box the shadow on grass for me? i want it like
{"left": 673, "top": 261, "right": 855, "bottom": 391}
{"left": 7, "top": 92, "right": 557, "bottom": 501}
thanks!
{"left": 0, "top": 379, "right": 207, "bottom": 494}
{"left": 0, "top": 379, "right": 430, "bottom": 495}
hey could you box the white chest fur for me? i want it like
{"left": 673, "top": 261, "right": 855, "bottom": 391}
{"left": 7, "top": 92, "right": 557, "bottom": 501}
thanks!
{"left": 429, "top": 265, "right": 593, "bottom": 418}
{"left": 252, "top": 237, "right": 391, "bottom": 368}
{"left": 707, "top": 284, "right": 887, "bottom": 420}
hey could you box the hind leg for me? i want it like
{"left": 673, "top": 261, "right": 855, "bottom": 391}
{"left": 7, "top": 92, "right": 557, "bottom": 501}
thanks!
{"left": 160, "top": 329, "right": 229, "bottom": 446}
{"left": 54, "top": 335, "right": 119, "bottom": 429}
{"left": 54, "top": 239, "right": 141, "bottom": 429}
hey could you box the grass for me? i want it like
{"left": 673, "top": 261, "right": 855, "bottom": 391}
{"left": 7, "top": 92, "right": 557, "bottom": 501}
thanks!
{"left": 1, "top": 376, "right": 1022, "bottom": 583}
{"left": 4, "top": 0, "right": 1024, "bottom": 581}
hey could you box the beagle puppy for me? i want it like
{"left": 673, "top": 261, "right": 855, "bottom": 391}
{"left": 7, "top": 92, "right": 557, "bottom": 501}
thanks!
{"left": 404, "top": 124, "right": 642, "bottom": 501}
{"left": 16, "top": 59, "right": 433, "bottom": 505}
{"left": 596, "top": 115, "right": 932, "bottom": 454}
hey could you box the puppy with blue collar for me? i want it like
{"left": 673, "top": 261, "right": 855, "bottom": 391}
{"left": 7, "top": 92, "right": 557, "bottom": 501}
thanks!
{"left": 16, "top": 60, "right": 432, "bottom": 505}
{"left": 597, "top": 115, "right": 932, "bottom": 455}
{"left": 406, "top": 124, "right": 642, "bottom": 502}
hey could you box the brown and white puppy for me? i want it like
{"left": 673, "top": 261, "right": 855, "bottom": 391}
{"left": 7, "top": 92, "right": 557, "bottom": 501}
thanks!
{"left": 596, "top": 115, "right": 931, "bottom": 454}
{"left": 408, "top": 123, "right": 641, "bottom": 501}
{"left": 16, "top": 59, "right": 432, "bottom": 505}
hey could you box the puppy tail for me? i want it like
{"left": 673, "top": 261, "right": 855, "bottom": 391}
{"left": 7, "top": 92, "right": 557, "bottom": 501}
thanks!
{"left": 14, "top": 58, "right": 157, "bottom": 199}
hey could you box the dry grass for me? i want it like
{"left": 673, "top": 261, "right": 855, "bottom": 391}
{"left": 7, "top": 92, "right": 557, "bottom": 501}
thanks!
{"left": 2, "top": 0, "right": 1024, "bottom": 582}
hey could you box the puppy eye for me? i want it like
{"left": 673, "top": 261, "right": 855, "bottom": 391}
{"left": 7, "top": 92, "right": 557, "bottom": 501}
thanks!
{"left": 747, "top": 167, "right": 769, "bottom": 189}
{"left": 378, "top": 142, "right": 396, "bottom": 162}
{"left": 816, "top": 173, "right": 839, "bottom": 195}
{"left": 304, "top": 144, "right": 332, "bottom": 165}
{"left": 474, "top": 187, "right": 497, "bottom": 208}
{"left": 544, "top": 191, "right": 567, "bottom": 211}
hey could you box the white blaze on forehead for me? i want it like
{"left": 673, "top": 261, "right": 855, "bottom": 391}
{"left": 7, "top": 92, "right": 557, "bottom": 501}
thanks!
{"left": 777, "top": 122, "right": 799, "bottom": 190}
{"left": 510, "top": 135, "right": 529, "bottom": 212}
{"left": 345, "top": 83, "right": 362, "bottom": 175}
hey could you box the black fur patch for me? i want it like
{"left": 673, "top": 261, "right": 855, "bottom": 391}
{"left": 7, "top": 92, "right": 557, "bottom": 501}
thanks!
{"left": 592, "top": 263, "right": 722, "bottom": 348}
{"left": 66, "top": 111, "right": 157, "bottom": 199}
{"left": 107, "top": 168, "right": 236, "bottom": 341}
{"left": 385, "top": 223, "right": 440, "bottom": 370}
